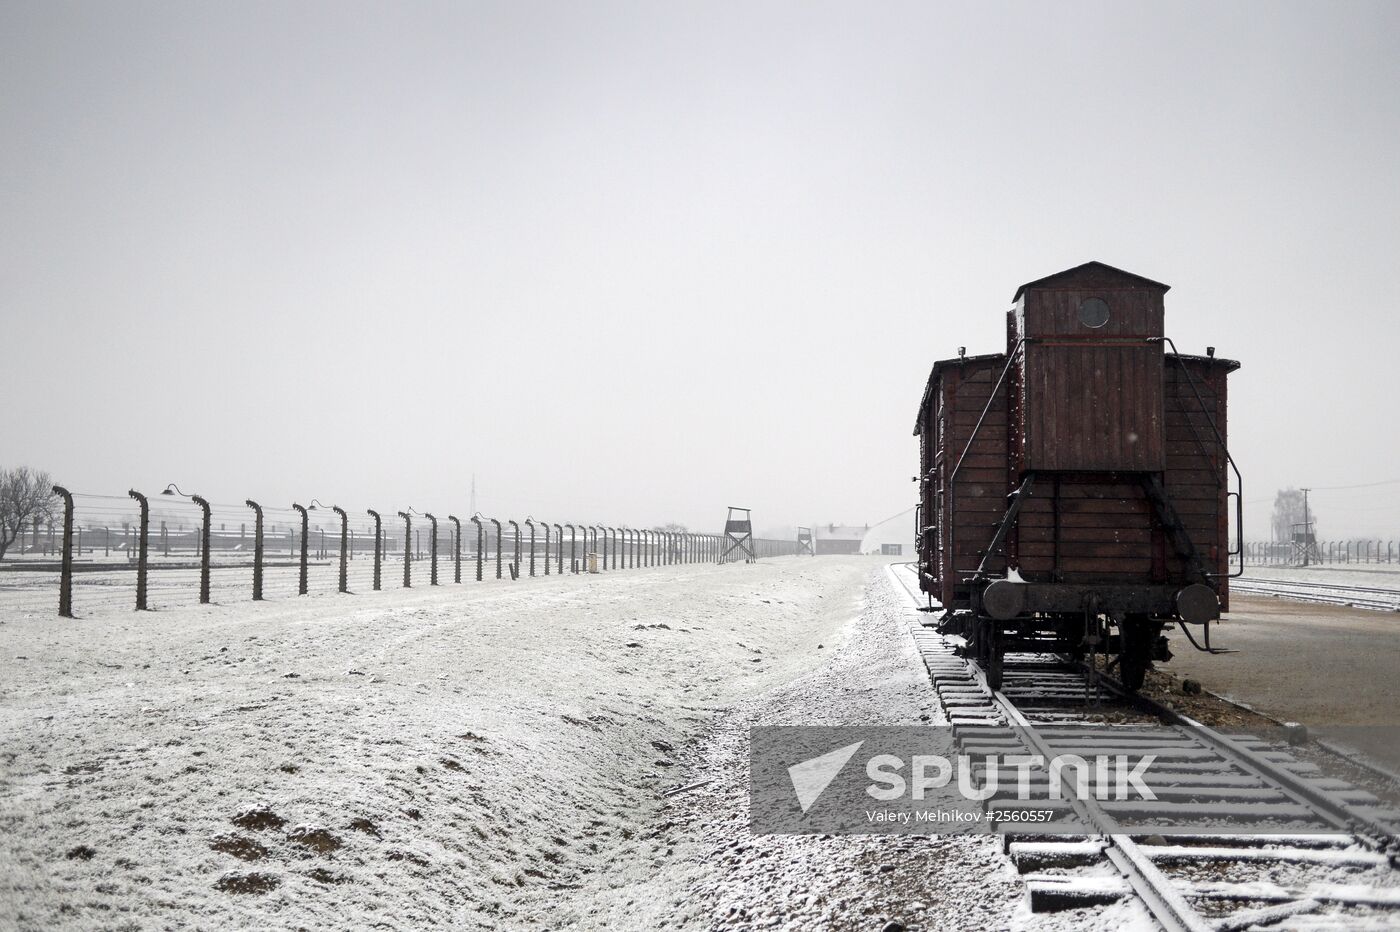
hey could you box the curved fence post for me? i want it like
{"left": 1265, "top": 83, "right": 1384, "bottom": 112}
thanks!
{"left": 397, "top": 511, "right": 412, "bottom": 587}
{"left": 449, "top": 515, "right": 462, "bottom": 583}
{"left": 490, "top": 518, "right": 502, "bottom": 578}
{"left": 246, "top": 499, "right": 264, "bottom": 601}
{"left": 542, "top": 521, "right": 551, "bottom": 576}
{"left": 53, "top": 485, "right": 74, "bottom": 617}
{"left": 605, "top": 527, "right": 615, "bottom": 569}
{"left": 292, "top": 503, "right": 309, "bottom": 596}
{"left": 129, "top": 489, "right": 150, "bottom": 610}
{"left": 193, "top": 494, "right": 213, "bottom": 603}
{"left": 368, "top": 510, "right": 383, "bottom": 590}
{"left": 525, "top": 519, "right": 537, "bottom": 577}
{"left": 562, "top": 524, "right": 573, "bottom": 573}
{"left": 508, "top": 520, "right": 520, "bottom": 579}
{"left": 332, "top": 506, "right": 349, "bottom": 593}
{"left": 552, "top": 524, "right": 562, "bottom": 574}
{"left": 425, "top": 513, "right": 439, "bottom": 586}
{"left": 470, "top": 514, "right": 483, "bottom": 581}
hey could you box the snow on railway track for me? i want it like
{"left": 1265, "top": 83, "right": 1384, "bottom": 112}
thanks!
{"left": 1232, "top": 577, "right": 1400, "bottom": 612}
{"left": 887, "top": 563, "right": 1400, "bottom": 931}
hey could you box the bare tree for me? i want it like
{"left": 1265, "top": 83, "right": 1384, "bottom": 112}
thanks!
{"left": 0, "top": 467, "right": 57, "bottom": 561}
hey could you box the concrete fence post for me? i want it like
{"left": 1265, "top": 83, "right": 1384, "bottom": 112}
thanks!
{"left": 508, "top": 520, "right": 520, "bottom": 579}
{"left": 425, "top": 513, "right": 439, "bottom": 585}
{"left": 397, "top": 512, "right": 412, "bottom": 587}
{"left": 542, "top": 521, "right": 552, "bottom": 576}
{"left": 130, "top": 490, "right": 150, "bottom": 610}
{"left": 490, "top": 518, "right": 502, "bottom": 578}
{"left": 54, "top": 486, "right": 74, "bottom": 618}
{"left": 368, "top": 510, "right": 383, "bottom": 591}
{"left": 525, "top": 519, "right": 537, "bottom": 577}
{"left": 333, "top": 506, "right": 349, "bottom": 593}
{"left": 449, "top": 515, "right": 462, "bottom": 583}
{"left": 246, "top": 499, "right": 265, "bottom": 601}
{"left": 191, "top": 495, "right": 212, "bottom": 603}
{"left": 292, "top": 503, "right": 309, "bottom": 596}
{"left": 470, "top": 514, "right": 484, "bottom": 581}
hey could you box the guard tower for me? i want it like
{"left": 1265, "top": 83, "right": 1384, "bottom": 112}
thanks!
{"left": 796, "top": 526, "right": 815, "bottom": 556}
{"left": 1291, "top": 522, "right": 1319, "bottom": 566}
{"left": 720, "top": 506, "right": 756, "bottom": 563}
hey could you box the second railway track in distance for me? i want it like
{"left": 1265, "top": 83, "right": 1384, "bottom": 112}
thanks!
{"left": 1232, "top": 577, "right": 1400, "bottom": 613}
{"left": 888, "top": 563, "right": 1400, "bottom": 932}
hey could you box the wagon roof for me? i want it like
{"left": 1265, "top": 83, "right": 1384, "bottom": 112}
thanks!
{"left": 913, "top": 352, "right": 1005, "bottom": 435}
{"left": 1012, "top": 260, "right": 1170, "bottom": 301}
{"left": 1169, "top": 351, "right": 1242, "bottom": 373}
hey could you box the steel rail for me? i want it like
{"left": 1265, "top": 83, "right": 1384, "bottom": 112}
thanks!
{"left": 1232, "top": 577, "right": 1400, "bottom": 612}
{"left": 964, "top": 659, "right": 1213, "bottom": 932}
{"left": 887, "top": 562, "right": 1400, "bottom": 929}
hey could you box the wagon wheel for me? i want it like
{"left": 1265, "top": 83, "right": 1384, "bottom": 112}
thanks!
{"left": 1118, "top": 614, "right": 1153, "bottom": 692}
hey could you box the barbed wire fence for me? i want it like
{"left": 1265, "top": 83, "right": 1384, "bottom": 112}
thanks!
{"left": 1242, "top": 540, "right": 1400, "bottom": 567}
{"left": 1, "top": 487, "right": 805, "bottom": 618}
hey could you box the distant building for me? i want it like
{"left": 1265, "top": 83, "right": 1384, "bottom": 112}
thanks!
{"left": 813, "top": 523, "right": 868, "bottom": 555}
{"left": 860, "top": 508, "right": 917, "bottom": 556}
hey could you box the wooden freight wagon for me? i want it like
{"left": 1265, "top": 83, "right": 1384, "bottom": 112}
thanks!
{"left": 913, "top": 262, "right": 1241, "bottom": 689}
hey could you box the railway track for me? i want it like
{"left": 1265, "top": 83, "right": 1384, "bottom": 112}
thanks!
{"left": 1232, "top": 577, "right": 1400, "bottom": 613}
{"left": 888, "top": 564, "right": 1400, "bottom": 931}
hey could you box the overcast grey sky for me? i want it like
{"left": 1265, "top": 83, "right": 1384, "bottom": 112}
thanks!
{"left": 3, "top": 1, "right": 1398, "bottom": 538}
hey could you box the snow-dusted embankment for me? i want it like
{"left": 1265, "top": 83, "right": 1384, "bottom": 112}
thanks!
{"left": 2, "top": 558, "right": 880, "bottom": 929}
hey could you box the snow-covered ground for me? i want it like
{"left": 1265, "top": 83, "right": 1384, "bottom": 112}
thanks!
{"left": 2, "top": 556, "right": 1084, "bottom": 931}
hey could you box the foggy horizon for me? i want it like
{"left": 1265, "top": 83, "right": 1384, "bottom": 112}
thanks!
{"left": 5, "top": 1, "right": 1400, "bottom": 539}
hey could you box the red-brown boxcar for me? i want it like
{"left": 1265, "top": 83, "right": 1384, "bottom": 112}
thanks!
{"left": 914, "top": 262, "right": 1240, "bottom": 689}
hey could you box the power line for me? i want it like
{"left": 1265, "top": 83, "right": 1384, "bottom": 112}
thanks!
{"left": 1308, "top": 478, "right": 1400, "bottom": 491}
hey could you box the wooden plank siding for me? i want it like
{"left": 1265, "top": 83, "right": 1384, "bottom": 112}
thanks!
{"left": 1020, "top": 341, "right": 1166, "bottom": 471}
{"left": 1163, "top": 356, "right": 1232, "bottom": 610}
{"left": 931, "top": 357, "right": 1009, "bottom": 607}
